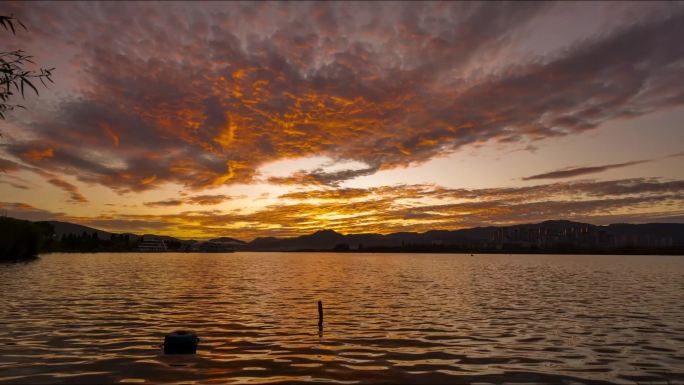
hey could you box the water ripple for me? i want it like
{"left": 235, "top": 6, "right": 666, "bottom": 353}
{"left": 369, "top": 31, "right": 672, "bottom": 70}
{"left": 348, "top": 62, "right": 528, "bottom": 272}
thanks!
{"left": 1, "top": 253, "right": 683, "bottom": 384}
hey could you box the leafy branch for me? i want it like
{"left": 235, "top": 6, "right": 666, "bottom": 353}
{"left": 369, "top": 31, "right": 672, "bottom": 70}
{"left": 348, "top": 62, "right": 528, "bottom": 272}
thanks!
{"left": 0, "top": 15, "right": 55, "bottom": 120}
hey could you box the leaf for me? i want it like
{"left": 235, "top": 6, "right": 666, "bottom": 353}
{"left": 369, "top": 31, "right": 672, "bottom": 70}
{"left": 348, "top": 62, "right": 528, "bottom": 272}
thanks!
{"left": 20, "top": 77, "right": 37, "bottom": 97}
{"left": 23, "top": 77, "right": 38, "bottom": 96}
{"left": 16, "top": 18, "right": 26, "bottom": 31}
{"left": 0, "top": 16, "right": 55, "bottom": 122}
{"left": 6, "top": 17, "right": 15, "bottom": 34}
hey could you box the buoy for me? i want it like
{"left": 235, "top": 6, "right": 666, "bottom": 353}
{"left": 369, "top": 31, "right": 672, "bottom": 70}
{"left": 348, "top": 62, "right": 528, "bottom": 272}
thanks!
{"left": 163, "top": 330, "right": 199, "bottom": 354}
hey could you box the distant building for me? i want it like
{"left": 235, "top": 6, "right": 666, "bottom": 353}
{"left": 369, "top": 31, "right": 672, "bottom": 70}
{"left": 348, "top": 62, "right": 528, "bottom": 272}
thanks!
{"left": 137, "top": 235, "right": 168, "bottom": 252}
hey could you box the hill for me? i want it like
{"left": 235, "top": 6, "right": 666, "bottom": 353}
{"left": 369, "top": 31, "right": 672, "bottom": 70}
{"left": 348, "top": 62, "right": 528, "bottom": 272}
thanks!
{"left": 41, "top": 221, "right": 127, "bottom": 241}
{"left": 208, "top": 236, "right": 247, "bottom": 245}
{"left": 242, "top": 220, "right": 684, "bottom": 254}
{"left": 4, "top": 216, "right": 684, "bottom": 255}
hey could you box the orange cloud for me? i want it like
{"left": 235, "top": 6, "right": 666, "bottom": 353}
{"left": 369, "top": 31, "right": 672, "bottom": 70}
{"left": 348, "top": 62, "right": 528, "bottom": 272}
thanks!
{"left": 100, "top": 122, "right": 120, "bottom": 147}
{"left": 279, "top": 188, "right": 371, "bottom": 200}
{"left": 3, "top": 177, "right": 683, "bottom": 240}
{"left": 41, "top": 178, "right": 684, "bottom": 240}
{"left": 22, "top": 148, "right": 53, "bottom": 161}
{"left": 5, "top": 4, "right": 683, "bottom": 193}
{"left": 144, "top": 199, "right": 183, "bottom": 207}
{"left": 186, "top": 194, "right": 234, "bottom": 205}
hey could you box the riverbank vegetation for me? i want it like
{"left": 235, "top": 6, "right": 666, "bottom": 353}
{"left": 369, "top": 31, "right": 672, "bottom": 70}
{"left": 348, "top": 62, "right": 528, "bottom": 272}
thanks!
{"left": 0, "top": 217, "right": 53, "bottom": 260}
{"left": 0, "top": 218, "right": 139, "bottom": 259}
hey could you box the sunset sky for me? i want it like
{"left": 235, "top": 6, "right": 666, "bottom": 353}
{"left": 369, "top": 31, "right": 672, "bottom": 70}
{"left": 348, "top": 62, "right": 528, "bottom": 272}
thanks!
{"left": 1, "top": 1, "right": 683, "bottom": 240}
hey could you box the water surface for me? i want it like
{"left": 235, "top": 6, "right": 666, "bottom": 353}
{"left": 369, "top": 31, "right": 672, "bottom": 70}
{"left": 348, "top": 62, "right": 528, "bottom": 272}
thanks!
{"left": 1, "top": 253, "right": 683, "bottom": 384}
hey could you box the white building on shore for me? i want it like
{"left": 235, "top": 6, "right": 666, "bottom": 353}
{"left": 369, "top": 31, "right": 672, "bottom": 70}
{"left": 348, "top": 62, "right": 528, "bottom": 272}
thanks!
{"left": 137, "top": 235, "right": 168, "bottom": 252}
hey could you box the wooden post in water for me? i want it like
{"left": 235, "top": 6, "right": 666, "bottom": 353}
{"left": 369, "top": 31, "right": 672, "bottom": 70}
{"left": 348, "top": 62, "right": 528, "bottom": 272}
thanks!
{"left": 318, "top": 300, "right": 323, "bottom": 330}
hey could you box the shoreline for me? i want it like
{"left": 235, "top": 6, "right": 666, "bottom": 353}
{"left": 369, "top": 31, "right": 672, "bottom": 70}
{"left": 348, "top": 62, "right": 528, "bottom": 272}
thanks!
{"left": 35, "top": 250, "right": 684, "bottom": 256}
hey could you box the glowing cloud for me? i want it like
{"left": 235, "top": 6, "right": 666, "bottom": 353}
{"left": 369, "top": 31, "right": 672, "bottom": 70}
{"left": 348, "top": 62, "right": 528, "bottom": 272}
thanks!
{"left": 2, "top": 3, "right": 683, "bottom": 191}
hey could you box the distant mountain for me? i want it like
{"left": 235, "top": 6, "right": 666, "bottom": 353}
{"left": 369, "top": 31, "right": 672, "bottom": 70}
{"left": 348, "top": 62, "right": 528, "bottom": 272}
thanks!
{"left": 208, "top": 236, "right": 247, "bottom": 245}
{"left": 249, "top": 229, "right": 347, "bottom": 250}
{"left": 242, "top": 220, "right": 684, "bottom": 253}
{"left": 11, "top": 217, "right": 684, "bottom": 254}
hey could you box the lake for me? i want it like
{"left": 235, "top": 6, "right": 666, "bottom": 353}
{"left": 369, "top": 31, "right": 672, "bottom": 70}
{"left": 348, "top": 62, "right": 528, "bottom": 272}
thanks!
{"left": 1, "top": 253, "right": 682, "bottom": 384}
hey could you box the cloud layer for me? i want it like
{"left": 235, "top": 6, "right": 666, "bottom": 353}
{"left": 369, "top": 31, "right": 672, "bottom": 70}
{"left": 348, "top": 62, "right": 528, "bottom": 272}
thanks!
{"left": 4, "top": 178, "right": 683, "bottom": 240}
{"left": 1, "top": 3, "right": 683, "bottom": 240}
{"left": 2, "top": 2, "right": 683, "bottom": 192}
{"left": 522, "top": 160, "right": 649, "bottom": 180}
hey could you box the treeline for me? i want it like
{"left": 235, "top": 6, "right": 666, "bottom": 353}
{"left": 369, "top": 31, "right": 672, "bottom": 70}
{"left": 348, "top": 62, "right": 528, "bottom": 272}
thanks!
{"left": 0, "top": 217, "right": 141, "bottom": 260}
{"left": 0, "top": 217, "right": 53, "bottom": 260}
{"left": 50, "top": 232, "right": 134, "bottom": 252}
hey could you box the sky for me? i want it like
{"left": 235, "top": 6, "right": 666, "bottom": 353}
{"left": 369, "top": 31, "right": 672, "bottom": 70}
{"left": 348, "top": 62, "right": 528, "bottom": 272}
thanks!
{"left": 1, "top": 1, "right": 683, "bottom": 240}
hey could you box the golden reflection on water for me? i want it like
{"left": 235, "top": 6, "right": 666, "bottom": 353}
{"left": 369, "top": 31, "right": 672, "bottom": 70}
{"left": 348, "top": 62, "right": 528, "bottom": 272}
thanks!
{"left": 0, "top": 253, "right": 683, "bottom": 384}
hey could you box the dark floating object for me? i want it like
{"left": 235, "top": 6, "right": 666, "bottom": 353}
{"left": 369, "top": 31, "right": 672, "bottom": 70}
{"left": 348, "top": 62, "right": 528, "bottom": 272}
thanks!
{"left": 163, "top": 330, "right": 199, "bottom": 354}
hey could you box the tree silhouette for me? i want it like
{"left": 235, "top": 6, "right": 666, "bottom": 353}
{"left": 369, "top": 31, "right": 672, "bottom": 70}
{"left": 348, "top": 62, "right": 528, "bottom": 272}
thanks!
{"left": 1, "top": 15, "right": 54, "bottom": 121}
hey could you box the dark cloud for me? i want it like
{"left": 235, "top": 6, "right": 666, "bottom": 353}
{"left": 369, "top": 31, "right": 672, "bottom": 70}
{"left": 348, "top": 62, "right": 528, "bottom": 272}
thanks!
{"left": 282, "top": 178, "right": 684, "bottom": 203}
{"left": 144, "top": 199, "right": 184, "bottom": 208}
{"left": 0, "top": 202, "right": 64, "bottom": 222}
{"left": 1, "top": 156, "right": 88, "bottom": 203}
{"left": 0, "top": 178, "right": 30, "bottom": 190}
{"left": 46, "top": 178, "right": 88, "bottom": 203}
{"left": 0, "top": 159, "right": 32, "bottom": 189}
{"left": 185, "top": 194, "right": 233, "bottom": 205}
{"left": 80, "top": 218, "right": 174, "bottom": 233}
{"left": 522, "top": 160, "right": 649, "bottom": 180}
{"left": 144, "top": 194, "right": 234, "bottom": 207}
{"left": 2, "top": 3, "right": 682, "bottom": 190}
{"left": 268, "top": 166, "right": 379, "bottom": 187}
{"left": 0, "top": 158, "right": 22, "bottom": 172}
